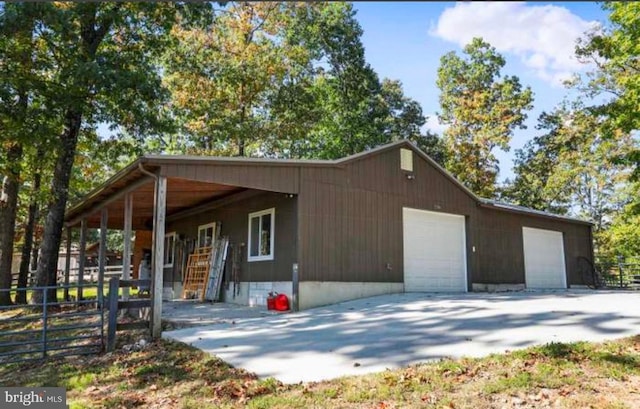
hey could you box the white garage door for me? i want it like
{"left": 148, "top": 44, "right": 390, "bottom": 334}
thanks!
{"left": 522, "top": 227, "right": 567, "bottom": 289}
{"left": 403, "top": 208, "right": 467, "bottom": 292}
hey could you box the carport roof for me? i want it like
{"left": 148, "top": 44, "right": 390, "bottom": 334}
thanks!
{"left": 64, "top": 163, "right": 245, "bottom": 230}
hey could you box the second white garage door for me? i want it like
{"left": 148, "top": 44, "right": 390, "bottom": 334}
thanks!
{"left": 522, "top": 227, "right": 567, "bottom": 289}
{"left": 403, "top": 208, "right": 467, "bottom": 292}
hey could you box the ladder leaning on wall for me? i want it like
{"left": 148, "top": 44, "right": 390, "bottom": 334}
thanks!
{"left": 205, "top": 237, "right": 230, "bottom": 302}
{"left": 181, "top": 246, "right": 212, "bottom": 301}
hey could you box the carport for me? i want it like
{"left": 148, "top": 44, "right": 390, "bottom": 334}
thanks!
{"left": 63, "top": 157, "right": 299, "bottom": 338}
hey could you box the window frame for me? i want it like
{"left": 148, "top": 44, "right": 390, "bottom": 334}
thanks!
{"left": 247, "top": 208, "right": 275, "bottom": 262}
{"left": 163, "top": 232, "right": 177, "bottom": 268}
{"left": 197, "top": 222, "right": 216, "bottom": 248}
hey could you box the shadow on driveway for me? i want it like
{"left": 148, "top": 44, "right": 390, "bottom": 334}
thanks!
{"left": 163, "top": 291, "right": 640, "bottom": 383}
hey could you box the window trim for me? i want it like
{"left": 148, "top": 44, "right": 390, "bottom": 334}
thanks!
{"left": 197, "top": 222, "right": 216, "bottom": 248}
{"left": 247, "top": 208, "right": 275, "bottom": 262}
{"left": 163, "top": 232, "right": 177, "bottom": 268}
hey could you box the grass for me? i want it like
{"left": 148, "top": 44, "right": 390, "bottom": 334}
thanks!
{"left": 0, "top": 331, "right": 638, "bottom": 408}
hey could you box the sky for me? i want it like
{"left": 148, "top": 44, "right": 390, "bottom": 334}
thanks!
{"left": 352, "top": 1, "right": 608, "bottom": 181}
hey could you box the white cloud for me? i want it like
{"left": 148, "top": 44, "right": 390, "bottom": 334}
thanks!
{"left": 431, "top": 2, "right": 600, "bottom": 86}
{"left": 424, "top": 114, "right": 448, "bottom": 135}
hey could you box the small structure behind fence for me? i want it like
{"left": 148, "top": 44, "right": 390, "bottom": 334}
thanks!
{"left": 0, "top": 283, "right": 104, "bottom": 364}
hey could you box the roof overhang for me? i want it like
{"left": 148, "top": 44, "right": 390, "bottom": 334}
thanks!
{"left": 64, "top": 159, "right": 246, "bottom": 230}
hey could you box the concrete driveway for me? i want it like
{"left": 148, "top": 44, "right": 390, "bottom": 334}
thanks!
{"left": 163, "top": 291, "right": 640, "bottom": 383}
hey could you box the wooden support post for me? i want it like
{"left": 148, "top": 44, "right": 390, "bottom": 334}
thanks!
{"left": 98, "top": 208, "right": 108, "bottom": 308}
{"left": 122, "top": 193, "right": 133, "bottom": 301}
{"left": 107, "top": 277, "right": 119, "bottom": 352}
{"left": 150, "top": 175, "right": 166, "bottom": 339}
{"left": 78, "top": 219, "right": 87, "bottom": 301}
{"left": 64, "top": 227, "right": 72, "bottom": 301}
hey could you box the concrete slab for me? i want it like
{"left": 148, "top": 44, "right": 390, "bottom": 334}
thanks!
{"left": 162, "top": 300, "right": 281, "bottom": 327}
{"left": 163, "top": 291, "right": 640, "bottom": 384}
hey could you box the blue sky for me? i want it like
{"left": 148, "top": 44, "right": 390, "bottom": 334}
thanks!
{"left": 353, "top": 1, "right": 608, "bottom": 181}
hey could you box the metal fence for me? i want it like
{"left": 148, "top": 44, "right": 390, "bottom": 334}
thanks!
{"left": 594, "top": 256, "right": 640, "bottom": 289}
{"left": 0, "top": 283, "right": 104, "bottom": 364}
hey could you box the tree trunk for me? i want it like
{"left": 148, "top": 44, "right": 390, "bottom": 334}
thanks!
{"left": 15, "top": 151, "right": 43, "bottom": 304}
{"left": 0, "top": 144, "right": 24, "bottom": 306}
{"left": 33, "top": 109, "right": 82, "bottom": 304}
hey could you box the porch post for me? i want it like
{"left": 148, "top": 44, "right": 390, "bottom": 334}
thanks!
{"left": 122, "top": 193, "right": 133, "bottom": 300}
{"left": 63, "top": 227, "right": 71, "bottom": 301}
{"left": 151, "top": 175, "right": 167, "bottom": 339}
{"left": 98, "top": 208, "right": 108, "bottom": 308}
{"left": 77, "top": 218, "right": 87, "bottom": 301}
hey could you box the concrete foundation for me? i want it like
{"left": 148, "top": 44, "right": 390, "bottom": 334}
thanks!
{"left": 299, "top": 281, "right": 404, "bottom": 310}
{"left": 471, "top": 283, "right": 526, "bottom": 292}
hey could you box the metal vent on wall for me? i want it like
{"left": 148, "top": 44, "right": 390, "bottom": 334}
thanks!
{"left": 400, "top": 148, "right": 413, "bottom": 172}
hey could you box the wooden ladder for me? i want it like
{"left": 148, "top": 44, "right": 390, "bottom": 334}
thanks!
{"left": 181, "top": 246, "right": 212, "bottom": 301}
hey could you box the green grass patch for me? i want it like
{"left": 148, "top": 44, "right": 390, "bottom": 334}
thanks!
{"left": 0, "top": 333, "right": 638, "bottom": 409}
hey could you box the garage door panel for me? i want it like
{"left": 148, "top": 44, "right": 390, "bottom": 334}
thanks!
{"left": 403, "top": 208, "right": 467, "bottom": 293}
{"left": 523, "top": 227, "right": 566, "bottom": 289}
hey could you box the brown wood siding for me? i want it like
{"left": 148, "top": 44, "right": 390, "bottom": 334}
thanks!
{"left": 165, "top": 191, "right": 297, "bottom": 284}
{"left": 162, "top": 163, "right": 299, "bottom": 194}
{"left": 297, "top": 146, "right": 592, "bottom": 286}
{"left": 476, "top": 208, "right": 593, "bottom": 285}
{"left": 298, "top": 148, "right": 478, "bottom": 283}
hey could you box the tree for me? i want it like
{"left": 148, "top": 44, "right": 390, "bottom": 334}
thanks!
{"left": 15, "top": 146, "right": 48, "bottom": 304}
{"left": 24, "top": 3, "right": 210, "bottom": 303}
{"left": 575, "top": 2, "right": 640, "bottom": 179}
{"left": 378, "top": 78, "right": 448, "bottom": 166}
{"left": 164, "top": 2, "right": 431, "bottom": 161}
{"left": 164, "top": 2, "right": 317, "bottom": 157}
{"left": 289, "top": 2, "right": 387, "bottom": 159}
{"left": 502, "top": 100, "right": 636, "bottom": 251}
{"left": 0, "top": 4, "right": 49, "bottom": 305}
{"left": 500, "top": 111, "right": 572, "bottom": 214}
{"left": 437, "top": 37, "right": 533, "bottom": 198}
{"left": 599, "top": 183, "right": 640, "bottom": 257}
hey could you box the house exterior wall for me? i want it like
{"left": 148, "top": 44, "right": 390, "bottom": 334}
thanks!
{"left": 297, "top": 147, "right": 593, "bottom": 291}
{"left": 164, "top": 191, "right": 297, "bottom": 298}
{"left": 475, "top": 208, "right": 593, "bottom": 285}
{"left": 297, "top": 147, "right": 478, "bottom": 285}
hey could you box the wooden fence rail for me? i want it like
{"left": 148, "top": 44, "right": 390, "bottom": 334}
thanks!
{"left": 106, "top": 277, "right": 151, "bottom": 352}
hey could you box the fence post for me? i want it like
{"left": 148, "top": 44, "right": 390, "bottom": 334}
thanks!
{"left": 42, "top": 288, "right": 48, "bottom": 359}
{"left": 107, "top": 277, "right": 119, "bottom": 352}
{"left": 617, "top": 254, "right": 625, "bottom": 288}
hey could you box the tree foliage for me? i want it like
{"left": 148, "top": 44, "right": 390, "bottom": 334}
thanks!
{"left": 575, "top": 2, "right": 640, "bottom": 179}
{"left": 0, "top": 3, "right": 213, "bottom": 302}
{"left": 501, "top": 100, "right": 636, "bottom": 252}
{"left": 164, "top": 2, "right": 317, "bottom": 156}
{"left": 437, "top": 38, "right": 533, "bottom": 198}
{"left": 0, "top": 3, "right": 58, "bottom": 304}
{"left": 164, "top": 2, "right": 439, "bottom": 161}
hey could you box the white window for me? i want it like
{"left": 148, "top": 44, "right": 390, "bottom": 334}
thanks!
{"left": 164, "top": 232, "right": 176, "bottom": 267}
{"left": 248, "top": 208, "right": 275, "bottom": 262}
{"left": 198, "top": 222, "right": 216, "bottom": 248}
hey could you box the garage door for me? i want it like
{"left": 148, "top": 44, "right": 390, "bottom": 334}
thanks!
{"left": 403, "top": 208, "right": 467, "bottom": 292}
{"left": 522, "top": 227, "right": 567, "bottom": 289}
